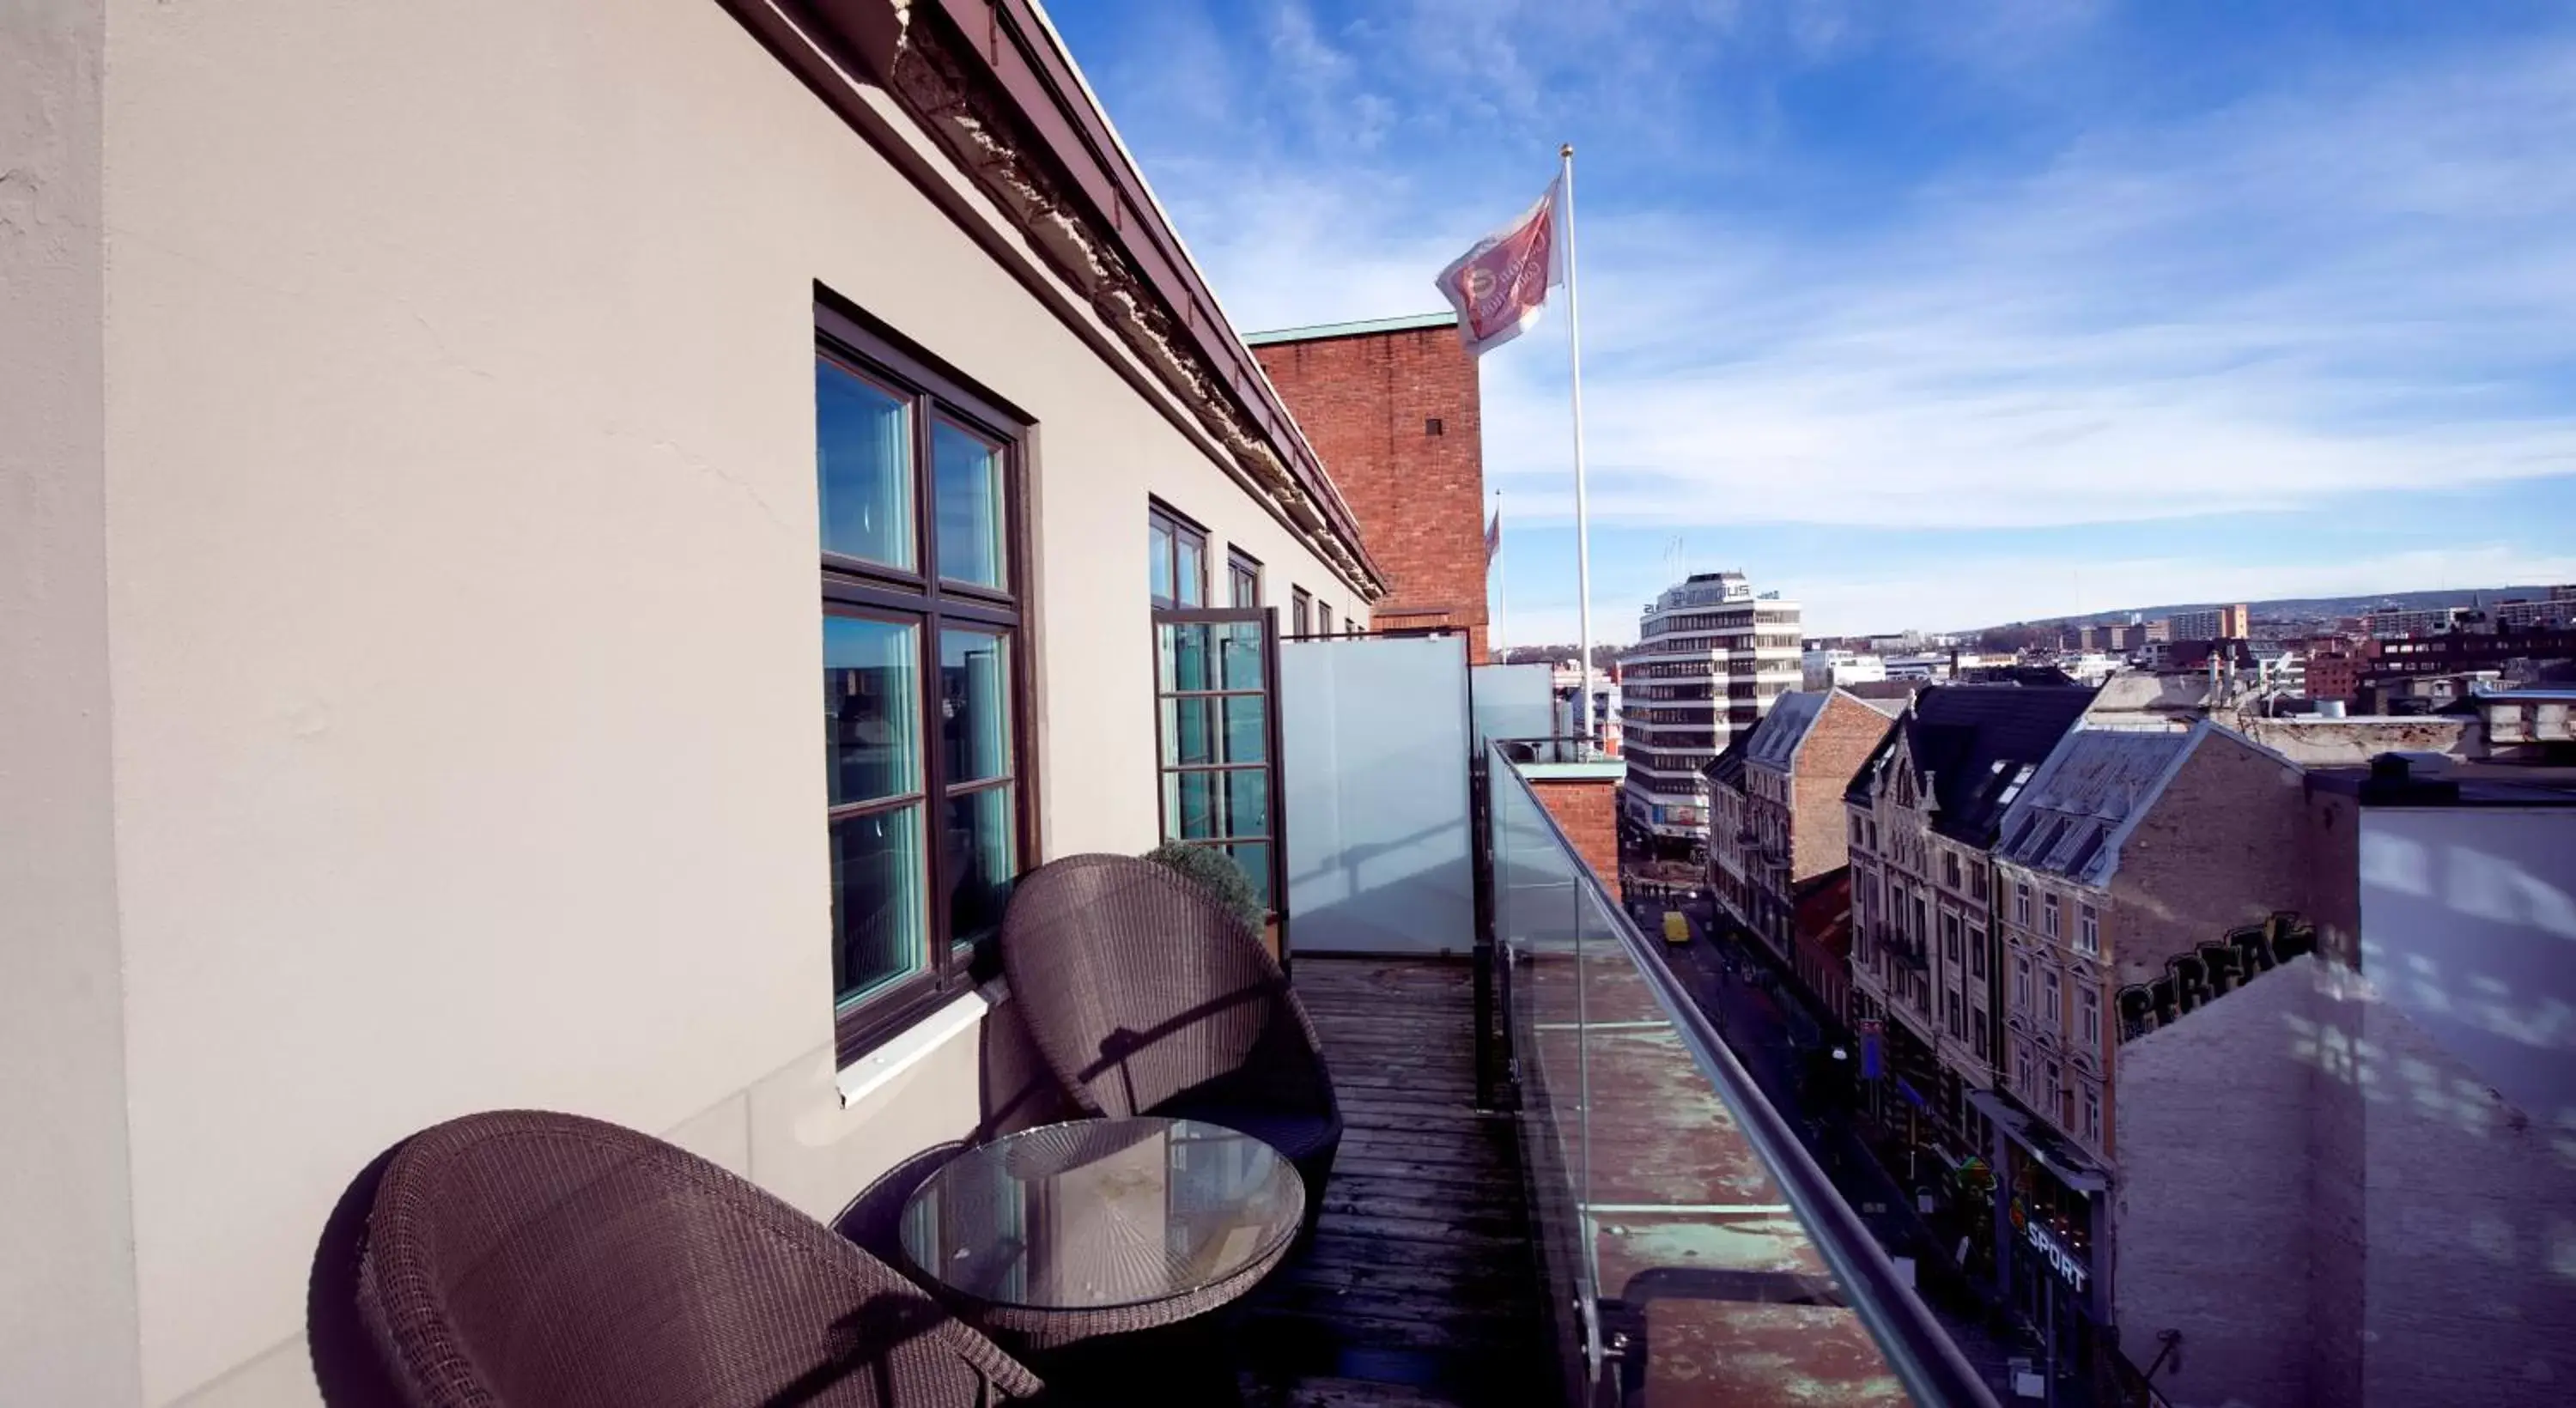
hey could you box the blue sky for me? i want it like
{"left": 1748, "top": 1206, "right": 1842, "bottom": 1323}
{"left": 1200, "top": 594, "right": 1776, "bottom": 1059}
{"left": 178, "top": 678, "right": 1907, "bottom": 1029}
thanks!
{"left": 1046, "top": 0, "right": 2576, "bottom": 640}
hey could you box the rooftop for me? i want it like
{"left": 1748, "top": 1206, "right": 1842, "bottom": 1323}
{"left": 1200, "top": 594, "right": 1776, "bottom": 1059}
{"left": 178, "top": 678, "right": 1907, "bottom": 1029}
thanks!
{"left": 1849, "top": 684, "right": 2099, "bottom": 845}
{"left": 2307, "top": 758, "right": 2576, "bottom": 806}
{"left": 1992, "top": 727, "right": 2201, "bottom": 885}
{"left": 1745, "top": 691, "right": 1832, "bottom": 771}
{"left": 1242, "top": 310, "right": 1461, "bottom": 345}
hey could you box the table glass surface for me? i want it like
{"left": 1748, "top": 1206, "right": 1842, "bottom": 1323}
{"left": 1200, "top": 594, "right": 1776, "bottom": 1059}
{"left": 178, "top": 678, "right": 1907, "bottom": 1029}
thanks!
{"left": 898, "top": 1117, "right": 1304, "bottom": 1311}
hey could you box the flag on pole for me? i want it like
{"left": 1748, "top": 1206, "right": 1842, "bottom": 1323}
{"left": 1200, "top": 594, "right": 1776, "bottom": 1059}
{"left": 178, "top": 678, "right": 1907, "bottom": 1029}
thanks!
{"left": 1484, "top": 505, "right": 1502, "bottom": 563}
{"left": 1434, "top": 177, "right": 1564, "bottom": 356}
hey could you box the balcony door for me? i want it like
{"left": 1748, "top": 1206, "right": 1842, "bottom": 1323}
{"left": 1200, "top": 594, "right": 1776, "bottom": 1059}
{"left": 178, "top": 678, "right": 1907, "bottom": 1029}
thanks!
{"left": 1153, "top": 606, "right": 1287, "bottom": 957}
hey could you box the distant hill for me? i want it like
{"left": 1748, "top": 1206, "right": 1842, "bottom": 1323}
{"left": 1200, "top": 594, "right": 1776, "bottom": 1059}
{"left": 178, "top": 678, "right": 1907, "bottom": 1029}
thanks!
{"left": 1973, "top": 585, "right": 2563, "bottom": 636}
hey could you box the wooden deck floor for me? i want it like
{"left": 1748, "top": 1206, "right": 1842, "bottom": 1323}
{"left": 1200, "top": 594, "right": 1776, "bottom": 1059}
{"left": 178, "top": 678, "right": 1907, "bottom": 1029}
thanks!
{"left": 1232, "top": 956, "right": 1557, "bottom": 1407}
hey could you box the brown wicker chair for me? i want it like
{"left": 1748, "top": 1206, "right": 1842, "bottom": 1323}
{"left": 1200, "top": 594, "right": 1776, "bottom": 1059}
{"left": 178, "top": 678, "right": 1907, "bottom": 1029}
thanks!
{"left": 308, "top": 1110, "right": 1042, "bottom": 1407}
{"left": 998, "top": 853, "right": 1340, "bottom": 1211}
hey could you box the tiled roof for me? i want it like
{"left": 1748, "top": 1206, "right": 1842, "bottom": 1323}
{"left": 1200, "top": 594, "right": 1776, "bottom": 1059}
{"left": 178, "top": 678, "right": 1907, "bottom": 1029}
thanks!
{"left": 1993, "top": 728, "right": 2199, "bottom": 886}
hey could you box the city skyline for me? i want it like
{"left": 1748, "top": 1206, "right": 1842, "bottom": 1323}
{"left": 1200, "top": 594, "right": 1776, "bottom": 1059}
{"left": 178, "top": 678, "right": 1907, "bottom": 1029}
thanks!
{"left": 1048, "top": 0, "right": 2576, "bottom": 640}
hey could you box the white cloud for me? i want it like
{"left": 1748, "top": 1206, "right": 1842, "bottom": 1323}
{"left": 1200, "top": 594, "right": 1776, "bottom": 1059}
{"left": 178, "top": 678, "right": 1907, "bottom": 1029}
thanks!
{"left": 1073, "top": 3, "right": 2576, "bottom": 629}
{"left": 1141, "top": 27, "right": 2576, "bottom": 529}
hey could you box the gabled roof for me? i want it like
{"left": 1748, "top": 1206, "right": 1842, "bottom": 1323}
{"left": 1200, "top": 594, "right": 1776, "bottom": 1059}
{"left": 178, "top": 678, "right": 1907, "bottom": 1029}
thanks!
{"left": 1993, "top": 729, "right": 2197, "bottom": 887}
{"left": 1845, "top": 685, "right": 2098, "bottom": 846}
{"left": 1745, "top": 691, "right": 1830, "bottom": 772}
{"left": 1996, "top": 722, "right": 2296, "bottom": 885}
{"left": 1704, "top": 733, "right": 1751, "bottom": 788}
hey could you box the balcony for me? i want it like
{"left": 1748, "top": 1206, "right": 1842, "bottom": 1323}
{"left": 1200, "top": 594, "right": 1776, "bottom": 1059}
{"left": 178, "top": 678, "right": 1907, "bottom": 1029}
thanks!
{"left": 312, "top": 644, "right": 1996, "bottom": 1407}
{"left": 943, "top": 643, "right": 1991, "bottom": 1404}
{"left": 1214, "top": 646, "right": 1992, "bottom": 1403}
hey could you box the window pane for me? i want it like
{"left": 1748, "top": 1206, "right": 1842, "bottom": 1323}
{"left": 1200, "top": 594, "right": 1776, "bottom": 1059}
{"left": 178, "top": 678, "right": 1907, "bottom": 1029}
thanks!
{"left": 831, "top": 805, "right": 926, "bottom": 1004}
{"left": 932, "top": 420, "right": 1006, "bottom": 590}
{"left": 826, "top": 616, "right": 920, "bottom": 805}
{"left": 1149, "top": 520, "right": 1175, "bottom": 604}
{"left": 944, "top": 786, "right": 1016, "bottom": 946}
{"left": 940, "top": 628, "right": 1012, "bottom": 786}
{"left": 1227, "top": 842, "right": 1273, "bottom": 910}
{"left": 1176, "top": 533, "right": 1206, "bottom": 606}
{"left": 1222, "top": 768, "right": 1269, "bottom": 839}
{"left": 1160, "top": 767, "right": 1268, "bottom": 842}
{"left": 1223, "top": 695, "right": 1267, "bottom": 763}
{"left": 1160, "top": 622, "right": 1212, "bottom": 693}
{"left": 816, "top": 358, "right": 916, "bottom": 570}
{"left": 1230, "top": 562, "right": 1259, "bottom": 608}
{"left": 1166, "top": 770, "right": 1219, "bottom": 840}
{"left": 1162, "top": 698, "right": 1217, "bottom": 767}
{"left": 1218, "top": 622, "right": 1265, "bottom": 689}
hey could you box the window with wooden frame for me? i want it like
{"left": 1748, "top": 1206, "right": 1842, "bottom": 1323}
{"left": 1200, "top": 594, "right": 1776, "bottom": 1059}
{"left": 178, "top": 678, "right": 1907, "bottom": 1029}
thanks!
{"left": 817, "top": 305, "right": 1030, "bottom": 1062}
{"left": 1148, "top": 501, "right": 1207, "bottom": 609}
{"left": 1316, "top": 601, "right": 1334, "bottom": 634}
{"left": 1227, "top": 549, "right": 1262, "bottom": 609}
{"left": 1291, "top": 587, "right": 1312, "bottom": 636}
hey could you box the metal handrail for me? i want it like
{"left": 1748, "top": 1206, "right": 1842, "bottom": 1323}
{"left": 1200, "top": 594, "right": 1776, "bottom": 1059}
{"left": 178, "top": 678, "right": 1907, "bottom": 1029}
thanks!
{"left": 1487, "top": 743, "right": 2002, "bottom": 1408}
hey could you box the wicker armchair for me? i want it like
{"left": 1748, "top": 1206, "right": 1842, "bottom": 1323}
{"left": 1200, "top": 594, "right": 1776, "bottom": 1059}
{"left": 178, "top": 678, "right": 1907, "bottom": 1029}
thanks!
{"left": 999, "top": 853, "right": 1340, "bottom": 1210}
{"left": 307, "top": 1110, "right": 1042, "bottom": 1407}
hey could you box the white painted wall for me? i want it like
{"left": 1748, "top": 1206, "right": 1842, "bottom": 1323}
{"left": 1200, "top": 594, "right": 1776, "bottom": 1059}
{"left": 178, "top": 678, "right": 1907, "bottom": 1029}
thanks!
{"left": 2352, "top": 807, "right": 2576, "bottom": 1120}
{"left": 4, "top": 0, "right": 1371, "bottom": 1401}
{"left": 1, "top": 3, "right": 144, "bottom": 1404}
{"left": 2117, "top": 924, "right": 2576, "bottom": 1408}
{"left": 2113, "top": 956, "right": 2324, "bottom": 1408}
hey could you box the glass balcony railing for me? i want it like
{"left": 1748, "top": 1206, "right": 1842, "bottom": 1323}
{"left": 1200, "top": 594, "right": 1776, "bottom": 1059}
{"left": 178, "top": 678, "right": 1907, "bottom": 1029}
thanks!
{"left": 1484, "top": 742, "right": 1999, "bottom": 1407}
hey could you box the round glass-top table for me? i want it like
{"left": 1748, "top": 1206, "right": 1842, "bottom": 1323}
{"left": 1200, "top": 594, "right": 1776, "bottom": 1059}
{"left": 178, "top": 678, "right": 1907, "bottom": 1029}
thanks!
{"left": 898, "top": 1116, "right": 1305, "bottom": 1348}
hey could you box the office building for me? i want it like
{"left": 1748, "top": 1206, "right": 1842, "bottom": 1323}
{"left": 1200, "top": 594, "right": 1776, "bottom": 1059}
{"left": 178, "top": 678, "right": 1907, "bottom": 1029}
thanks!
{"left": 2166, "top": 604, "right": 2249, "bottom": 642}
{"left": 1620, "top": 573, "right": 1802, "bottom": 841}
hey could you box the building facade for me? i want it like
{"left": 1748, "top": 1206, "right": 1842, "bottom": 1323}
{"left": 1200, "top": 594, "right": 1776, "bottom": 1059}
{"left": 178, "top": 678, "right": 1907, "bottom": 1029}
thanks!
{"left": 2493, "top": 585, "right": 2576, "bottom": 632}
{"left": 2360, "top": 604, "right": 2471, "bottom": 638}
{"left": 2111, "top": 773, "right": 2576, "bottom": 1408}
{"left": 1803, "top": 647, "right": 1890, "bottom": 690}
{"left": 2166, "top": 604, "right": 2250, "bottom": 642}
{"left": 1986, "top": 723, "right": 2310, "bottom": 1387}
{"left": 1844, "top": 686, "right": 2094, "bottom": 1238}
{"left": 3, "top": 3, "right": 1389, "bottom": 1401}
{"left": 1248, "top": 313, "right": 1489, "bottom": 655}
{"left": 1710, "top": 689, "right": 1891, "bottom": 989}
{"left": 1620, "top": 572, "right": 1802, "bottom": 842}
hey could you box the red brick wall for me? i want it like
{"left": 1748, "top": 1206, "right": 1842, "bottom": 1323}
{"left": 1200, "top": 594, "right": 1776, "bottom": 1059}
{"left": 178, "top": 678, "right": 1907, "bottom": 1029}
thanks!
{"left": 1253, "top": 326, "right": 1488, "bottom": 658}
{"left": 1529, "top": 776, "right": 1621, "bottom": 898}
{"left": 1788, "top": 693, "right": 1895, "bottom": 883}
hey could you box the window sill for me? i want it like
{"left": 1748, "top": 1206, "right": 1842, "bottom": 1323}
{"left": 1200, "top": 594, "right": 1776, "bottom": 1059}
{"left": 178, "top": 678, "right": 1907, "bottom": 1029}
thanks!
{"left": 835, "top": 981, "right": 1003, "bottom": 1109}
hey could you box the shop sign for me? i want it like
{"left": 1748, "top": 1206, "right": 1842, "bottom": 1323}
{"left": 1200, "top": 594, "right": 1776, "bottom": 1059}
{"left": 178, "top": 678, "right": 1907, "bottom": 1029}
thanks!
{"left": 2010, "top": 1200, "right": 2089, "bottom": 1293}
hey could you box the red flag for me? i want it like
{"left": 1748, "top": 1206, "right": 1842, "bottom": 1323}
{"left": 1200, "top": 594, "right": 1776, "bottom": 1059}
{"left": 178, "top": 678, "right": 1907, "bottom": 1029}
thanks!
{"left": 1435, "top": 177, "right": 1563, "bottom": 356}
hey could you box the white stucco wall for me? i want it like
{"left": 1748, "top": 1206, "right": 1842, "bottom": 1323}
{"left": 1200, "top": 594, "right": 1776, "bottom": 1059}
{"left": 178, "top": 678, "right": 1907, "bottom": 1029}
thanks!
{"left": 5, "top": 0, "right": 1369, "bottom": 1401}
{"left": 1, "top": 3, "right": 145, "bottom": 1404}
{"left": 2113, "top": 956, "right": 2324, "bottom": 1408}
{"left": 2117, "top": 939, "right": 2576, "bottom": 1408}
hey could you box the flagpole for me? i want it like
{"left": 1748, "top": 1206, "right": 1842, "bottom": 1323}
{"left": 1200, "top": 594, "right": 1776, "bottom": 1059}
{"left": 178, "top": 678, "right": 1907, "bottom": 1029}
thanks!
{"left": 1561, "top": 143, "right": 1596, "bottom": 749}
